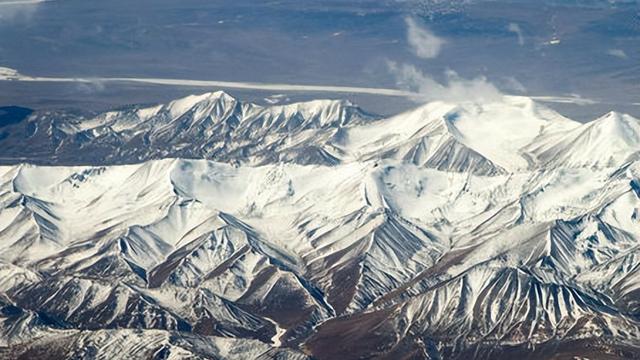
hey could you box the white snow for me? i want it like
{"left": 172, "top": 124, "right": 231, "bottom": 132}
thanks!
{"left": 263, "top": 316, "right": 286, "bottom": 347}
{"left": 1, "top": 92, "right": 640, "bottom": 355}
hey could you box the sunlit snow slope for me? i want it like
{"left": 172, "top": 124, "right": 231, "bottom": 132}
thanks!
{"left": 1, "top": 93, "right": 640, "bottom": 359}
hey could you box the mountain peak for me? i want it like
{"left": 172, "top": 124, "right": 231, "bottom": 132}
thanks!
{"left": 530, "top": 110, "right": 640, "bottom": 169}
{"left": 594, "top": 111, "right": 639, "bottom": 137}
{"left": 165, "top": 90, "right": 239, "bottom": 118}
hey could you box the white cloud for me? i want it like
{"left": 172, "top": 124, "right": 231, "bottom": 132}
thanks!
{"left": 390, "top": 17, "right": 504, "bottom": 104}
{"left": 607, "top": 49, "right": 628, "bottom": 59}
{"left": 405, "top": 17, "right": 445, "bottom": 59}
{"left": 387, "top": 61, "right": 502, "bottom": 103}
{"left": 500, "top": 76, "right": 527, "bottom": 93}
{"left": 0, "top": 66, "right": 19, "bottom": 79}
{"left": 507, "top": 23, "right": 524, "bottom": 46}
{"left": 75, "top": 80, "right": 106, "bottom": 94}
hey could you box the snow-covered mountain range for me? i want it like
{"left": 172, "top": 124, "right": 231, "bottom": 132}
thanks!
{"left": 4, "top": 90, "right": 640, "bottom": 172}
{"left": 1, "top": 92, "right": 640, "bottom": 359}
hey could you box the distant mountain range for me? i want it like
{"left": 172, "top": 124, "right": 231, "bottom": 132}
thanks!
{"left": 2, "top": 91, "right": 640, "bottom": 172}
{"left": 1, "top": 93, "right": 640, "bottom": 359}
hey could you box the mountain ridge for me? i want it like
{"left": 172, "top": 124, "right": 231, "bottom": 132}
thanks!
{"left": 1, "top": 91, "right": 639, "bottom": 173}
{"left": 1, "top": 93, "right": 640, "bottom": 358}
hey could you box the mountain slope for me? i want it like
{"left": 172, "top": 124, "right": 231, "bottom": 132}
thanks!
{"left": 527, "top": 111, "right": 640, "bottom": 169}
{"left": 7, "top": 92, "right": 640, "bottom": 173}
{"left": 1, "top": 156, "right": 640, "bottom": 358}
{"left": 0, "top": 91, "right": 372, "bottom": 166}
{"left": 1, "top": 93, "right": 640, "bottom": 358}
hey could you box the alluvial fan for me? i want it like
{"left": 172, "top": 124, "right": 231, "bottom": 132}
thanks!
{"left": 1, "top": 92, "right": 640, "bottom": 359}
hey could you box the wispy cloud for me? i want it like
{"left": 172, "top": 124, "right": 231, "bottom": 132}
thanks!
{"left": 500, "top": 76, "right": 527, "bottom": 93}
{"left": 0, "top": 66, "right": 597, "bottom": 106}
{"left": 0, "top": 0, "right": 47, "bottom": 22}
{"left": 387, "top": 61, "right": 502, "bottom": 103}
{"left": 75, "top": 80, "right": 106, "bottom": 94}
{"left": 405, "top": 17, "right": 445, "bottom": 59}
{"left": 607, "top": 49, "right": 628, "bottom": 59}
{"left": 389, "top": 17, "right": 502, "bottom": 103}
{"left": 507, "top": 23, "right": 524, "bottom": 46}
